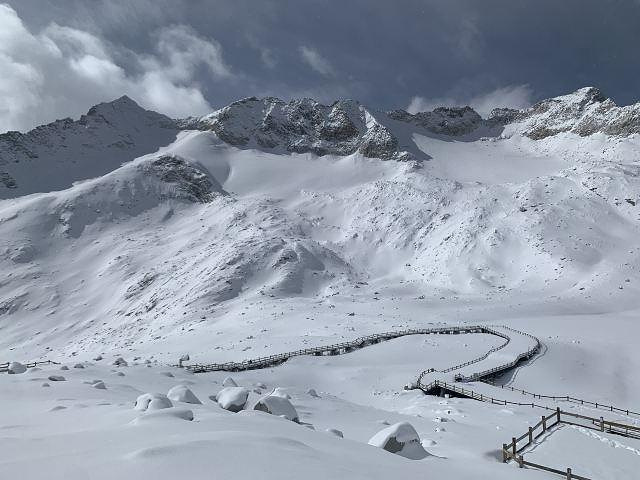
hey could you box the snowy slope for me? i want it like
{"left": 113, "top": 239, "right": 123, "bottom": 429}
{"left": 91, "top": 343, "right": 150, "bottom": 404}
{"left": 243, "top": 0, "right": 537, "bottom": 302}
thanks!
{"left": 1, "top": 87, "right": 640, "bottom": 479}
{"left": 1, "top": 89, "right": 640, "bottom": 360}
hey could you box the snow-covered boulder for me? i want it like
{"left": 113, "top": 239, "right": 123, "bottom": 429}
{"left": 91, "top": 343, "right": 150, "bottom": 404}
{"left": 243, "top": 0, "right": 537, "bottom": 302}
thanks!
{"left": 368, "top": 422, "right": 429, "bottom": 460}
{"left": 216, "top": 387, "right": 250, "bottom": 412}
{"left": 167, "top": 385, "right": 202, "bottom": 404}
{"left": 60, "top": 365, "right": 69, "bottom": 370}
{"left": 326, "top": 428, "right": 343, "bottom": 438}
{"left": 307, "top": 388, "right": 319, "bottom": 398}
{"left": 91, "top": 381, "right": 106, "bottom": 390}
{"left": 7, "top": 362, "right": 27, "bottom": 374}
{"left": 113, "top": 357, "right": 128, "bottom": 367}
{"left": 222, "top": 376, "right": 238, "bottom": 387}
{"left": 135, "top": 393, "right": 173, "bottom": 411}
{"left": 271, "top": 387, "right": 291, "bottom": 399}
{"left": 73, "top": 363, "right": 85, "bottom": 369}
{"left": 254, "top": 394, "right": 299, "bottom": 422}
{"left": 47, "top": 375, "right": 66, "bottom": 382}
{"left": 131, "top": 408, "right": 194, "bottom": 424}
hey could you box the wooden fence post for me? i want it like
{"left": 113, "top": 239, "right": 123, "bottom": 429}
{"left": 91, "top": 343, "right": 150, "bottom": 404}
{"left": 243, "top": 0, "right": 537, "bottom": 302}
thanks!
{"left": 512, "top": 437, "right": 517, "bottom": 457}
{"left": 566, "top": 467, "right": 572, "bottom": 479}
{"left": 518, "top": 455, "right": 524, "bottom": 468}
{"left": 600, "top": 417, "right": 604, "bottom": 432}
{"left": 528, "top": 426, "right": 533, "bottom": 444}
{"left": 502, "top": 444, "right": 507, "bottom": 463}
{"left": 557, "top": 407, "right": 561, "bottom": 423}
{"left": 542, "top": 415, "right": 547, "bottom": 431}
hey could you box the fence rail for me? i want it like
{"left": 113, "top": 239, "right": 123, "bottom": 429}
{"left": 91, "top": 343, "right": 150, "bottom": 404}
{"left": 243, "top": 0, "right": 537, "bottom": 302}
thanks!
{"left": 0, "top": 360, "right": 60, "bottom": 373}
{"left": 184, "top": 325, "right": 499, "bottom": 373}
{"left": 502, "top": 407, "right": 640, "bottom": 479}
{"left": 483, "top": 381, "right": 640, "bottom": 418}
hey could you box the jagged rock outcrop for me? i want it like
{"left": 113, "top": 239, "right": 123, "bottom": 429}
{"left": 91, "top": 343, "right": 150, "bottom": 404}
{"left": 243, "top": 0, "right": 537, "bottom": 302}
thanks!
{"left": 510, "top": 87, "right": 640, "bottom": 139}
{"left": 141, "top": 155, "right": 218, "bottom": 203}
{"left": 388, "top": 106, "right": 485, "bottom": 136}
{"left": 181, "top": 97, "right": 410, "bottom": 160}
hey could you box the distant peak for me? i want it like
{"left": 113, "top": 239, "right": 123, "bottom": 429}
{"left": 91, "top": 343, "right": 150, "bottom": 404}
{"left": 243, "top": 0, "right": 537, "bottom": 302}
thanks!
{"left": 547, "top": 86, "right": 608, "bottom": 107}
{"left": 86, "top": 95, "right": 145, "bottom": 117}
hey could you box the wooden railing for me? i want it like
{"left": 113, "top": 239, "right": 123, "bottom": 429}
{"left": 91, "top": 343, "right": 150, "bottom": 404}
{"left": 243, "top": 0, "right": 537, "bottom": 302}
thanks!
{"left": 185, "top": 325, "right": 498, "bottom": 373}
{"left": 419, "top": 380, "right": 640, "bottom": 479}
{"left": 482, "top": 381, "right": 640, "bottom": 418}
{"left": 502, "top": 407, "right": 640, "bottom": 479}
{"left": 416, "top": 325, "right": 541, "bottom": 387}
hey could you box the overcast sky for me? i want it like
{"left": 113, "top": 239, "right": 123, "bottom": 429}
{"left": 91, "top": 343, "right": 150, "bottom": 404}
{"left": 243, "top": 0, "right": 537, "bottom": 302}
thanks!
{"left": 2, "top": 0, "right": 639, "bottom": 132}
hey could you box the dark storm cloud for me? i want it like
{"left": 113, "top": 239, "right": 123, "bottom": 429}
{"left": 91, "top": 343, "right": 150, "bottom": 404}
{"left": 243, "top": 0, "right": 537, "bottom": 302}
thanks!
{"left": 2, "top": 0, "right": 640, "bottom": 132}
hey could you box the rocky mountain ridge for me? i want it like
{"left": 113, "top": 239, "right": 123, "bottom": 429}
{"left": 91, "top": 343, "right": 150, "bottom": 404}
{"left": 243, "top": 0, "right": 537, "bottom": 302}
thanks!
{"left": 2, "top": 87, "right": 639, "bottom": 200}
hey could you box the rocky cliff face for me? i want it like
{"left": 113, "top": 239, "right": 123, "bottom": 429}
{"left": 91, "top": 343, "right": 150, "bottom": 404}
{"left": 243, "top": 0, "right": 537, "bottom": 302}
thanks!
{"left": 181, "top": 97, "right": 410, "bottom": 160}
{"left": 506, "top": 87, "right": 640, "bottom": 139}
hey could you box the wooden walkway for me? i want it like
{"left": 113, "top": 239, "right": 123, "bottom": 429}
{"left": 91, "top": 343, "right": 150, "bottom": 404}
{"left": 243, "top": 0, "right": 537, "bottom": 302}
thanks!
{"left": 183, "top": 324, "right": 535, "bottom": 378}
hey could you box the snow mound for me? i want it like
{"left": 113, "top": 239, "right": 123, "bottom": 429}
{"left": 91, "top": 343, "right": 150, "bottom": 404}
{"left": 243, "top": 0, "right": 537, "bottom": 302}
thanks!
{"left": 271, "top": 387, "right": 291, "bottom": 399}
{"left": 222, "top": 376, "right": 238, "bottom": 387}
{"left": 131, "top": 407, "right": 194, "bottom": 423}
{"left": 326, "top": 428, "right": 343, "bottom": 438}
{"left": 368, "top": 422, "right": 429, "bottom": 460}
{"left": 47, "top": 375, "right": 66, "bottom": 382}
{"left": 167, "top": 385, "right": 202, "bottom": 404}
{"left": 134, "top": 393, "right": 173, "bottom": 411}
{"left": 254, "top": 394, "right": 299, "bottom": 423}
{"left": 7, "top": 362, "right": 27, "bottom": 374}
{"left": 216, "top": 387, "right": 250, "bottom": 412}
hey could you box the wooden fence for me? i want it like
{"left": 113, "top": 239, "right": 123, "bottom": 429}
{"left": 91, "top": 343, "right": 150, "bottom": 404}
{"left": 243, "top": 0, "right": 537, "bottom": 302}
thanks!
{"left": 502, "top": 407, "right": 640, "bottom": 479}
{"left": 483, "top": 382, "right": 640, "bottom": 418}
{"left": 0, "top": 359, "right": 59, "bottom": 373}
{"left": 184, "top": 325, "right": 501, "bottom": 373}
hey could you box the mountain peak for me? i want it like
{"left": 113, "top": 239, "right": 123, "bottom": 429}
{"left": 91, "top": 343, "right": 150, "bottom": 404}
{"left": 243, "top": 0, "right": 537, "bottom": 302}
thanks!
{"left": 86, "top": 95, "right": 146, "bottom": 117}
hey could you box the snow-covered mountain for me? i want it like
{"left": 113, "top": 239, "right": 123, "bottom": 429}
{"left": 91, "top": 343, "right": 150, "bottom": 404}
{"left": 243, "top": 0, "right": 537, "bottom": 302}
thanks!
{"left": 2, "top": 87, "right": 640, "bottom": 480}
{"left": 1, "top": 87, "right": 639, "bottom": 359}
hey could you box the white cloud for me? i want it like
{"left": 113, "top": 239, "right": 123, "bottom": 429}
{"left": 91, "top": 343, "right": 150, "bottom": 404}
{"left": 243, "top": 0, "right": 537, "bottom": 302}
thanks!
{"left": 0, "top": 5, "right": 233, "bottom": 132}
{"left": 299, "top": 45, "right": 335, "bottom": 77}
{"left": 407, "top": 84, "right": 533, "bottom": 117}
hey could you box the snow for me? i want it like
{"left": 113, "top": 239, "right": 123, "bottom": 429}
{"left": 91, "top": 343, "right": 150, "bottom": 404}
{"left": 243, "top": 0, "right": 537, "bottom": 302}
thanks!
{"left": 216, "top": 386, "right": 250, "bottom": 412}
{"left": 1, "top": 89, "right": 640, "bottom": 479}
{"left": 7, "top": 361, "right": 26, "bottom": 374}
{"left": 167, "top": 385, "right": 202, "bottom": 405}
{"left": 368, "top": 422, "right": 430, "bottom": 459}
{"left": 254, "top": 393, "right": 300, "bottom": 422}
{"left": 222, "top": 376, "right": 238, "bottom": 387}
{"left": 135, "top": 393, "right": 173, "bottom": 411}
